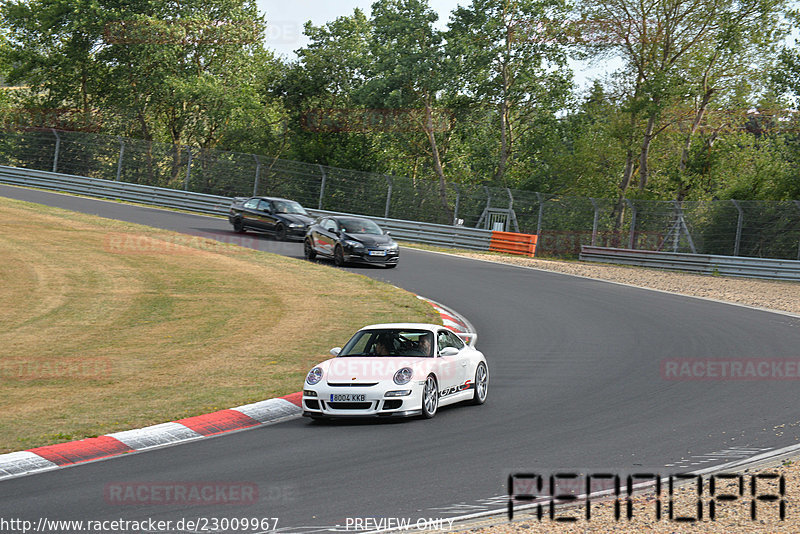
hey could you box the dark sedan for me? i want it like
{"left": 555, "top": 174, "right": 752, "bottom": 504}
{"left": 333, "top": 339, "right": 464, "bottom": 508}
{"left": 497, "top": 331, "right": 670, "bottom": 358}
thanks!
{"left": 228, "top": 196, "right": 314, "bottom": 241}
{"left": 304, "top": 216, "right": 399, "bottom": 268}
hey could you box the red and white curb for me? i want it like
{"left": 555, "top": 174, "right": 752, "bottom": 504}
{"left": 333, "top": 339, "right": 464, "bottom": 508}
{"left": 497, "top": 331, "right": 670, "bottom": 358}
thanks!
{"left": 0, "top": 297, "right": 474, "bottom": 481}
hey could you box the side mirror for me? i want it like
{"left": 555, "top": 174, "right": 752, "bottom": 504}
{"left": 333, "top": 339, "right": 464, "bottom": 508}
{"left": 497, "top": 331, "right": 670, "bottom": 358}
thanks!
{"left": 440, "top": 347, "right": 459, "bottom": 357}
{"left": 385, "top": 231, "right": 391, "bottom": 236}
{"left": 330, "top": 347, "right": 341, "bottom": 356}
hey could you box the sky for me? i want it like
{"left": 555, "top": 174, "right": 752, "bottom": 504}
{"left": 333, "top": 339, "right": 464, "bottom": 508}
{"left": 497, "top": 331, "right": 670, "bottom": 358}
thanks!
{"left": 255, "top": 0, "right": 622, "bottom": 91}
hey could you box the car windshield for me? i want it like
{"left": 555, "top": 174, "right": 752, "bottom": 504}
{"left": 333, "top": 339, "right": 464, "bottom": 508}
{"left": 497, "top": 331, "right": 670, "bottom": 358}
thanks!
{"left": 339, "top": 218, "right": 383, "bottom": 235}
{"left": 272, "top": 200, "right": 308, "bottom": 215}
{"left": 339, "top": 329, "right": 434, "bottom": 357}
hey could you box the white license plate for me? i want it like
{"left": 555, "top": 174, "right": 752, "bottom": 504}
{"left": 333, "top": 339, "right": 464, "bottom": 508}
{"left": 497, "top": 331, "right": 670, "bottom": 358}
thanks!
{"left": 368, "top": 250, "right": 387, "bottom": 256}
{"left": 330, "top": 394, "right": 366, "bottom": 402}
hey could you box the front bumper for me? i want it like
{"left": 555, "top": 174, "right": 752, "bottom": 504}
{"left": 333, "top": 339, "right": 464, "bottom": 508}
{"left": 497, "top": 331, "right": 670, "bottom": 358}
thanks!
{"left": 284, "top": 226, "right": 308, "bottom": 240}
{"left": 344, "top": 249, "right": 399, "bottom": 265}
{"left": 302, "top": 382, "right": 421, "bottom": 418}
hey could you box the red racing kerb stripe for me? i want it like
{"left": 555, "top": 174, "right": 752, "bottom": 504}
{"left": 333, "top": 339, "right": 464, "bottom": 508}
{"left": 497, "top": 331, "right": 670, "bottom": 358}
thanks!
{"left": 177, "top": 409, "right": 259, "bottom": 436}
{"left": 29, "top": 436, "right": 133, "bottom": 466}
{"left": 280, "top": 392, "right": 303, "bottom": 407}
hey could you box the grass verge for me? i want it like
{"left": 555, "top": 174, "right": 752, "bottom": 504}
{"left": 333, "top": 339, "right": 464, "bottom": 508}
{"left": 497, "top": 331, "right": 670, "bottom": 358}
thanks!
{"left": 0, "top": 197, "right": 439, "bottom": 453}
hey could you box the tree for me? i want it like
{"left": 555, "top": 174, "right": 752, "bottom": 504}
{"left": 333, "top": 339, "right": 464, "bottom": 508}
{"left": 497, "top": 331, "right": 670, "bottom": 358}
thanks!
{"left": 368, "top": 0, "right": 455, "bottom": 212}
{"left": 578, "top": 0, "right": 789, "bottom": 228}
{"left": 447, "top": 0, "right": 572, "bottom": 187}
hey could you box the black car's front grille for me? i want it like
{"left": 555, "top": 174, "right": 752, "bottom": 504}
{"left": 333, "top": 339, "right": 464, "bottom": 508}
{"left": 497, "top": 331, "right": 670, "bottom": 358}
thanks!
{"left": 327, "top": 402, "right": 373, "bottom": 410}
{"left": 327, "top": 382, "right": 378, "bottom": 387}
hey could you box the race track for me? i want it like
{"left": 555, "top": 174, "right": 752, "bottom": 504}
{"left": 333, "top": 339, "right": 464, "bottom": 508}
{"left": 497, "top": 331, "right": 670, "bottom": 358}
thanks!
{"left": 2, "top": 184, "right": 800, "bottom": 532}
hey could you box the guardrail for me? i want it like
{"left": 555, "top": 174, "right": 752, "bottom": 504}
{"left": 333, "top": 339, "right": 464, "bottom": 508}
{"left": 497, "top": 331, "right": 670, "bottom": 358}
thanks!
{"left": 580, "top": 246, "right": 800, "bottom": 281}
{"left": 0, "top": 164, "right": 232, "bottom": 215}
{"left": 0, "top": 165, "right": 493, "bottom": 251}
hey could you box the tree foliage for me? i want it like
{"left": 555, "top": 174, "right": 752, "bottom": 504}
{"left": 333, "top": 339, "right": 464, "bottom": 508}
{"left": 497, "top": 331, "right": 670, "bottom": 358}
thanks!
{"left": 0, "top": 0, "right": 797, "bottom": 204}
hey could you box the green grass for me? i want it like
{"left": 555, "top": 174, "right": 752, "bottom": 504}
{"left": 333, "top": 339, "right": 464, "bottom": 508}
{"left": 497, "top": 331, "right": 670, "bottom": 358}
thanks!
{"left": 0, "top": 197, "right": 439, "bottom": 452}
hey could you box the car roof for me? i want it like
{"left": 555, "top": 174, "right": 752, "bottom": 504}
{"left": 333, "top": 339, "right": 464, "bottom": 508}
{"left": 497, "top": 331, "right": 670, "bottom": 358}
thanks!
{"left": 358, "top": 323, "right": 443, "bottom": 332}
{"left": 252, "top": 196, "right": 299, "bottom": 203}
{"left": 329, "top": 215, "right": 374, "bottom": 222}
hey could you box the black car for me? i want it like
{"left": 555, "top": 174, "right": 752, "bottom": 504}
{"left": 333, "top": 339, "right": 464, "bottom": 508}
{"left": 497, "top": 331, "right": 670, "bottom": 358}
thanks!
{"left": 228, "top": 196, "right": 314, "bottom": 241}
{"left": 304, "top": 216, "right": 399, "bottom": 268}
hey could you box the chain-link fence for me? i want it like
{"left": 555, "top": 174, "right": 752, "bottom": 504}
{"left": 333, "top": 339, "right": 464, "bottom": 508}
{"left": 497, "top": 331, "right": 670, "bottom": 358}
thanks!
{"left": 2, "top": 128, "right": 799, "bottom": 260}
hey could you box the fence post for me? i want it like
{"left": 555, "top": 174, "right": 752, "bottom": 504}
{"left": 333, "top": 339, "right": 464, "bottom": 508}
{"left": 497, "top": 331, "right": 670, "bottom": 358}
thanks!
{"left": 384, "top": 175, "right": 393, "bottom": 219}
{"left": 732, "top": 199, "right": 743, "bottom": 256}
{"left": 590, "top": 198, "right": 599, "bottom": 246}
{"left": 318, "top": 164, "right": 327, "bottom": 210}
{"left": 506, "top": 187, "right": 519, "bottom": 232}
{"left": 673, "top": 201, "right": 696, "bottom": 253}
{"left": 794, "top": 201, "right": 800, "bottom": 261}
{"left": 183, "top": 146, "right": 193, "bottom": 191}
{"left": 476, "top": 186, "right": 492, "bottom": 229}
{"left": 535, "top": 192, "right": 544, "bottom": 257}
{"left": 625, "top": 199, "right": 637, "bottom": 249}
{"left": 50, "top": 129, "right": 60, "bottom": 173}
{"left": 252, "top": 155, "right": 261, "bottom": 196}
{"left": 453, "top": 184, "right": 461, "bottom": 225}
{"left": 115, "top": 136, "right": 124, "bottom": 181}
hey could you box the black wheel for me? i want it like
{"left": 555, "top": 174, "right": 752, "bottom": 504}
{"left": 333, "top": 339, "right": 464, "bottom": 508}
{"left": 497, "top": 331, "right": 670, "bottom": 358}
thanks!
{"left": 333, "top": 245, "right": 345, "bottom": 267}
{"left": 275, "top": 224, "right": 287, "bottom": 241}
{"left": 421, "top": 375, "right": 438, "bottom": 419}
{"left": 304, "top": 239, "right": 317, "bottom": 260}
{"left": 471, "top": 362, "right": 488, "bottom": 405}
{"left": 232, "top": 219, "right": 245, "bottom": 233}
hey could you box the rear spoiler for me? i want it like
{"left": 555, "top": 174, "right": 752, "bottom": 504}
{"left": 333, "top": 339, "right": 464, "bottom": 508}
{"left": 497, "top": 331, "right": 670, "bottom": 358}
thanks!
{"left": 455, "top": 332, "right": 477, "bottom": 348}
{"left": 231, "top": 196, "right": 249, "bottom": 206}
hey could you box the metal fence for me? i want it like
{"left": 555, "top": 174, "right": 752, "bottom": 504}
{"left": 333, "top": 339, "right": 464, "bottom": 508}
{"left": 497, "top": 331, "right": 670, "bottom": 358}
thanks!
{"left": 580, "top": 246, "right": 800, "bottom": 281}
{"left": 1, "top": 128, "right": 799, "bottom": 260}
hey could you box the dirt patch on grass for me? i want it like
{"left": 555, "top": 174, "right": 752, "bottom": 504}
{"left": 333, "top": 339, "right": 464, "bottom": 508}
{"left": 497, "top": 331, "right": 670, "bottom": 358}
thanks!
{"left": 0, "top": 199, "right": 438, "bottom": 453}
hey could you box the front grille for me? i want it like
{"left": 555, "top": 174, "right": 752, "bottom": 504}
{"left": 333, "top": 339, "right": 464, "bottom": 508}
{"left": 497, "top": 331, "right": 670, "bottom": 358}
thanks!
{"left": 327, "top": 382, "right": 378, "bottom": 387}
{"left": 328, "top": 402, "right": 373, "bottom": 410}
{"left": 304, "top": 399, "right": 320, "bottom": 410}
{"left": 382, "top": 400, "right": 402, "bottom": 410}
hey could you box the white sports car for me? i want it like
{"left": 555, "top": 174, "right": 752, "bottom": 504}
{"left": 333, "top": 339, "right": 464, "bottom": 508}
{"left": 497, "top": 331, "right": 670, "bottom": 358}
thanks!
{"left": 302, "top": 323, "right": 488, "bottom": 419}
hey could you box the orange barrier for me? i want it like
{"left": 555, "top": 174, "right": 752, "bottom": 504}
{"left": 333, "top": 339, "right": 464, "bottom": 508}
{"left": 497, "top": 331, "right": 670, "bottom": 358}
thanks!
{"left": 489, "top": 231, "right": 538, "bottom": 257}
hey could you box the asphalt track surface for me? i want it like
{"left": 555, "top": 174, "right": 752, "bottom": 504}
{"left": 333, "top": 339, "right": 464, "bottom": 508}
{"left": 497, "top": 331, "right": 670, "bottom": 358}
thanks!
{"left": 3, "top": 183, "right": 800, "bottom": 532}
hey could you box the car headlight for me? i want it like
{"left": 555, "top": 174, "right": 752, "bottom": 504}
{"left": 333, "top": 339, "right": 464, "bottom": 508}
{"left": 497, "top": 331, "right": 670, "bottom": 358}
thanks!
{"left": 288, "top": 223, "right": 304, "bottom": 228}
{"left": 306, "top": 367, "right": 323, "bottom": 385}
{"left": 393, "top": 367, "right": 413, "bottom": 385}
{"left": 387, "top": 242, "right": 399, "bottom": 250}
{"left": 344, "top": 239, "right": 364, "bottom": 249}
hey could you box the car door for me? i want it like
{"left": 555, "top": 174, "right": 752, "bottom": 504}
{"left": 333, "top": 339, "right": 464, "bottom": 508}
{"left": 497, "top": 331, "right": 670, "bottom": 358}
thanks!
{"left": 435, "top": 329, "right": 468, "bottom": 399}
{"left": 315, "top": 218, "right": 339, "bottom": 256}
{"left": 240, "top": 198, "right": 262, "bottom": 229}
{"left": 256, "top": 199, "right": 277, "bottom": 232}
